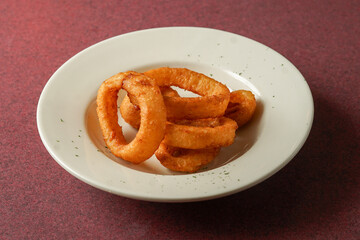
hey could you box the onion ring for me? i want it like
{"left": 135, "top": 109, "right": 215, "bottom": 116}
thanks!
{"left": 225, "top": 90, "right": 257, "bottom": 127}
{"left": 142, "top": 67, "right": 230, "bottom": 119}
{"left": 163, "top": 117, "right": 238, "bottom": 149}
{"left": 96, "top": 71, "right": 166, "bottom": 163}
{"left": 121, "top": 96, "right": 238, "bottom": 149}
{"left": 155, "top": 143, "right": 220, "bottom": 173}
{"left": 120, "top": 87, "right": 179, "bottom": 129}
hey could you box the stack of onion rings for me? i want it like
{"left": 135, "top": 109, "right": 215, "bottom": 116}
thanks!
{"left": 97, "top": 67, "right": 256, "bottom": 172}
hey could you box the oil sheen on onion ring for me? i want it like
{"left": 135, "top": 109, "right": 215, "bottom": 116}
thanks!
{"left": 163, "top": 117, "right": 238, "bottom": 149}
{"left": 225, "top": 90, "right": 257, "bottom": 127}
{"left": 141, "top": 67, "right": 230, "bottom": 119}
{"left": 155, "top": 143, "right": 220, "bottom": 173}
{"left": 96, "top": 71, "right": 166, "bottom": 163}
{"left": 120, "top": 87, "right": 179, "bottom": 129}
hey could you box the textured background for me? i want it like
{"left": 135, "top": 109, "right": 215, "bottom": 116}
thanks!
{"left": 1, "top": 0, "right": 359, "bottom": 239}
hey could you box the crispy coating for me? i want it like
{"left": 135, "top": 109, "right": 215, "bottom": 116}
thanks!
{"left": 119, "top": 95, "right": 141, "bottom": 129}
{"left": 120, "top": 93, "right": 238, "bottom": 149}
{"left": 155, "top": 143, "right": 220, "bottom": 173}
{"left": 225, "top": 90, "right": 257, "bottom": 127}
{"left": 143, "top": 67, "right": 230, "bottom": 119}
{"left": 163, "top": 117, "right": 238, "bottom": 149}
{"left": 96, "top": 71, "right": 166, "bottom": 163}
{"left": 120, "top": 87, "right": 179, "bottom": 129}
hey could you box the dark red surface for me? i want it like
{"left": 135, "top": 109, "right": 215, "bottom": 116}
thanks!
{"left": 1, "top": 0, "right": 359, "bottom": 239}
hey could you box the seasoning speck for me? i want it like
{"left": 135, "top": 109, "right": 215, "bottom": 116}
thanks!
{"left": 60, "top": 118, "right": 64, "bottom": 122}
{"left": 75, "top": 147, "right": 79, "bottom": 149}
{"left": 78, "top": 135, "right": 81, "bottom": 137}
{"left": 75, "top": 154, "right": 79, "bottom": 157}
{"left": 56, "top": 140, "right": 60, "bottom": 142}
{"left": 210, "top": 74, "right": 213, "bottom": 77}
{"left": 192, "top": 176, "right": 197, "bottom": 178}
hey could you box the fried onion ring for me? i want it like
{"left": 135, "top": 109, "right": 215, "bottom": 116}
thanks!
{"left": 225, "top": 90, "right": 257, "bottom": 127}
{"left": 155, "top": 143, "right": 220, "bottom": 173}
{"left": 120, "top": 94, "right": 238, "bottom": 149}
{"left": 142, "top": 67, "right": 230, "bottom": 119}
{"left": 96, "top": 71, "right": 166, "bottom": 163}
{"left": 163, "top": 117, "right": 238, "bottom": 149}
{"left": 120, "top": 87, "right": 179, "bottom": 129}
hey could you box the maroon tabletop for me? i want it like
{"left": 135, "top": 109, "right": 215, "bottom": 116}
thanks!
{"left": 1, "top": 0, "right": 359, "bottom": 239}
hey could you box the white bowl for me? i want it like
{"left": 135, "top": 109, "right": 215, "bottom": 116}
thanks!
{"left": 37, "top": 27, "right": 314, "bottom": 202}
